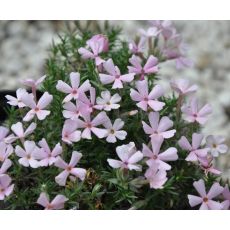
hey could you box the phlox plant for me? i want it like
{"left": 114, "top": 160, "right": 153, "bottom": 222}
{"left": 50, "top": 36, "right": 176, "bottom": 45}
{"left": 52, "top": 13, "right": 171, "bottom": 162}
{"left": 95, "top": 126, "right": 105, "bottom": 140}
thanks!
{"left": 0, "top": 21, "right": 229, "bottom": 210}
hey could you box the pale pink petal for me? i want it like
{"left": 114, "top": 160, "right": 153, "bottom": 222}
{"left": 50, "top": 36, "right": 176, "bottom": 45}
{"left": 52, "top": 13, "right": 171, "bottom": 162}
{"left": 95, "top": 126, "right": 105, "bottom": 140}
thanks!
{"left": 37, "top": 193, "right": 50, "bottom": 208}
{"left": 36, "top": 110, "right": 51, "bottom": 120}
{"left": 193, "top": 179, "right": 206, "bottom": 197}
{"left": 69, "top": 151, "right": 82, "bottom": 167}
{"left": 70, "top": 168, "right": 86, "bottom": 181}
{"left": 148, "top": 100, "right": 165, "bottom": 111}
{"left": 159, "top": 147, "right": 178, "bottom": 161}
{"left": 188, "top": 195, "right": 203, "bottom": 207}
{"left": 112, "top": 79, "right": 123, "bottom": 89}
{"left": 107, "top": 159, "right": 123, "bottom": 168}
{"left": 143, "top": 55, "right": 158, "bottom": 73}
{"left": 103, "top": 59, "right": 116, "bottom": 76}
{"left": 158, "top": 116, "right": 173, "bottom": 132}
{"left": 55, "top": 170, "right": 69, "bottom": 186}
{"left": 37, "top": 92, "right": 53, "bottom": 109}
{"left": 178, "top": 136, "right": 192, "bottom": 151}
{"left": 207, "top": 183, "right": 224, "bottom": 199}
{"left": 55, "top": 157, "right": 68, "bottom": 169}
{"left": 207, "top": 200, "right": 223, "bottom": 210}
{"left": 148, "top": 84, "right": 164, "bottom": 99}
{"left": 51, "top": 195, "right": 68, "bottom": 209}
{"left": 70, "top": 72, "right": 80, "bottom": 89}
{"left": 120, "top": 73, "right": 135, "bottom": 82}
{"left": 56, "top": 80, "right": 72, "bottom": 93}
{"left": 99, "top": 74, "right": 115, "bottom": 85}
{"left": 23, "top": 110, "right": 36, "bottom": 122}
{"left": 148, "top": 112, "right": 159, "bottom": 131}
{"left": 78, "top": 47, "right": 94, "bottom": 59}
{"left": 91, "top": 127, "right": 107, "bottom": 138}
{"left": 192, "top": 133, "right": 203, "bottom": 150}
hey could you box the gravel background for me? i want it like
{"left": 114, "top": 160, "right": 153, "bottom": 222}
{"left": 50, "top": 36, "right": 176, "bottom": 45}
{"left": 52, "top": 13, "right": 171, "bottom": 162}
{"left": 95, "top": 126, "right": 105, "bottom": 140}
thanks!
{"left": 0, "top": 20, "right": 230, "bottom": 176}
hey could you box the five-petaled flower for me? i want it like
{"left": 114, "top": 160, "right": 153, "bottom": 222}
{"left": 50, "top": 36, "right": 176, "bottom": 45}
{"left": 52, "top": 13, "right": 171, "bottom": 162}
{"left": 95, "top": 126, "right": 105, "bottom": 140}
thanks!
{"left": 130, "top": 79, "right": 165, "bottom": 111}
{"left": 103, "top": 118, "right": 127, "bottom": 143}
{"left": 96, "top": 90, "right": 121, "bottom": 111}
{"left": 56, "top": 72, "right": 91, "bottom": 103}
{"left": 62, "top": 119, "right": 81, "bottom": 144}
{"left": 181, "top": 97, "right": 212, "bottom": 125}
{"left": 99, "top": 59, "right": 135, "bottom": 89}
{"left": 22, "top": 92, "right": 53, "bottom": 121}
{"left": 55, "top": 151, "right": 86, "bottom": 186}
{"left": 5, "top": 88, "right": 31, "bottom": 108}
{"left": 75, "top": 111, "right": 108, "bottom": 139}
{"left": 128, "top": 55, "right": 158, "bottom": 80}
{"left": 188, "top": 179, "right": 224, "bottom": 210}
{"left": 107, "top": 142, "right": 143, "bottom": 171}
{"left": 15, "top": 141, "right": 41, "bottom": 168}
{"left": 143, "top": 136, "right": 178, "bottom": 170}
{"left": 38, "top": 139, "right": 62, "bottom": 166}
{"left": 142, "top": 112, "right": 176, "bottom": 139}
{"left": 206, "top": 135, "right": 228, "bottom": 157}
{"left": 78, "top": 34, "right": 108, "bottom": 66}
{"left": 178, "top": 133, "right": 209, "bottom": 162}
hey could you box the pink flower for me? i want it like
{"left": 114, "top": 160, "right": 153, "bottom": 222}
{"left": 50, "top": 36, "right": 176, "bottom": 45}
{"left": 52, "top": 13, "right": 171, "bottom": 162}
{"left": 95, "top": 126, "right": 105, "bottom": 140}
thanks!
{"left": 144, "top": 161, "right": 167, "bottom": 189}
{"left": 170, "top": 79, "right": 198, "bottom": 96}
{"left": 143, "top": 136, "right": 178, "bottom": 170}
{"left": 181, "top": 97, "right": 212, "bottom": 125}
{"left": 38, "top": 139, "right": 62, "bottom": 166}
{"left": 107, "top": 142, "right": 143, "bottom": 171}
{"left": 222, "top": 185, "right": 230, "bottom": 210}
{"left": 15, "top": 141, "right": 41, "bottom": 168}
{"left": 188, "top": 179, "right": 224, "bottom": 210}
{"left": 178, "top": 133, "right": 209, "bottom": 162}
{"left": 22, "top": 92, "right": 53, "bottom": 121}
{"left": 37, "top": 192, "right": 68, "bottom": 210}
{"left": 75, "top": 111, "right": 108, "bottom": 139}
{"left": 103, "top": 118, "right": 127, "bottom": 143}
{"left": 21, "top": 75, "right": 46, "bottom": 89}
{"left": 142, "top": 112, "right": 176, "bottom": 139}
{"left": 62, "top": 119, "right": 81, "bottom": 144}
{"left": 130, "top": 80, "right": 165, "bottom": 111}
{"left": 150, "top": 20, "right": 174, "bottom": 40}
{"left": 206, "top": 135, "right": 228, "bottom": 157}
{"left": 139, "top": 27, "right": 160, "bottom": 38}
{"left": 129, "top": 37, "right": 146, "bottom": 54}
{"left": 128, "top": 55, "right": 158, "bottom": 80}
{"left": 0, "top": 142, "right": 13, "bottom": 162}
{"left": 78, "top": 34, "right": 108, "bottom": 66}
{"left": 162, "top": 36, "right": 193, "bottom": 69}
{"left": 99, "top": 59, "right": 134, "bottom": 89}
{"left": 0, "top": 174, "right": 14, "bottom": 200}
{"left": 55, "top": 151, "right": 86, "bottom": 186}
{"left": 87, "top": 34, "right": 109, "bottom": 52}
{"left": 0, "top": 159, "right": 12, "bottom": 175}
{"left": 78, "top": 87, "right": 103, "bottom": 113}
{"left": 56, "top": 72, "right": 91, "bottom": 103}
{"left": 7, "top": 122, "right": 36, "bottom": 143}
{"left": 62, "top": 101, "right": 82, "bottom": 120}
{"left": 5, "top": 88, "right": 31, "bottom": 108}
{"left": 96, "top": 91, "right": 121, "bottom": 111}
{"left": 198, "top": 156, "right": 221, "bottom": 176}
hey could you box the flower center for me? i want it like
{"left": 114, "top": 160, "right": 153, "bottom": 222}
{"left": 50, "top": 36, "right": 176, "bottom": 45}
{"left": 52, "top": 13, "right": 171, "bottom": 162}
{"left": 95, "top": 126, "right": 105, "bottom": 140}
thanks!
{"left": 26, "top": 154, "right": 31, "bottom": 160}
{"left": 153, "top": 155, "right": 158, "bottom": 160}
{"left": 106, "top": 101, "right": 111, "bottom": 105}
{"left": 115, "top": 75, "right": 120, "bottom": 79}
{"left": 72, "top": 89, "right": 77, "bottom": 95}
{"left": 64, "top": 133, "right": 69, "bottom": 138}
{"left": 0, "top": 188, "right": 5, "bottom": 193}
{"left": 47, "top": 203, "right": 53, "bottom": 209}
{"left": 193, "top": 114, "right": 198, "bottom": 118}
{"left": 203, "top": 197, "right": 208, "bottom": 203}
{"left": 66, "top": 166, "right": 72, "bottom": 172}
{"left": 35, "top": 107, "right": 40, "bottom": 112}
{"left": 86, "top": 123, "right": 92, "bottom": 128}
{"left": 110, "top": 129, "right": 115, "bottom": 134}
{"left": 212, "top": 144, "right": 217, "bottom": 148}
{"left": 144, "top": 97, "right": 148, "bottom": 101}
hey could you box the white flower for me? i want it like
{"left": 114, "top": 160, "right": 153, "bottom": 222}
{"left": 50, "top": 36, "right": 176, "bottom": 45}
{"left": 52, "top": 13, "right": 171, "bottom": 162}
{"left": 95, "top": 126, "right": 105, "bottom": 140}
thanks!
{"left": 104, "top": 119, "right": 127, "bottom": 143}
{"left": 206, "top": 135, "right": 228, "bottom": 157}
{"left": 96, "top": 91, "right": 121, "bottom": 111}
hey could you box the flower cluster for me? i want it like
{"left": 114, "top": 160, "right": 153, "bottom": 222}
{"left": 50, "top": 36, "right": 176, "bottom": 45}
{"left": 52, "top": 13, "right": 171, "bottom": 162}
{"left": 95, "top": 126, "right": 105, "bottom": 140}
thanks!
{"left": 1, "top": 21, "right": 229, "bottom": 210}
